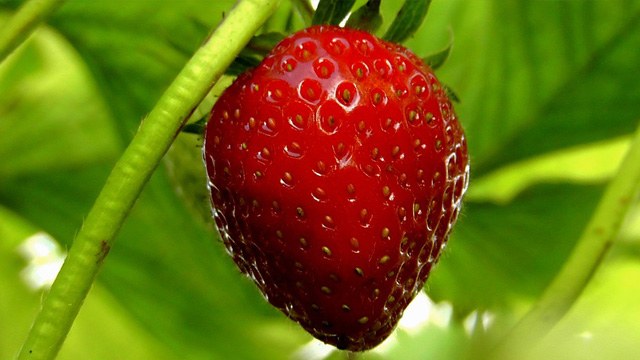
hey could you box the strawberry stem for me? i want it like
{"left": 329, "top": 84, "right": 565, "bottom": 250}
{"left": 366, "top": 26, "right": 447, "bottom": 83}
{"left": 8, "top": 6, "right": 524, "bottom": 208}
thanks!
{"left": 0, "top": 0, "right": 66, "bottom": 64}
{"left": 16, "top": 1, "right": 281, "bottom": 359}
{"left": 345, "top": 351, "right": 360, "bottom": 360}
{"left": 493, "top": 121, "right": 640, "bottom": 357}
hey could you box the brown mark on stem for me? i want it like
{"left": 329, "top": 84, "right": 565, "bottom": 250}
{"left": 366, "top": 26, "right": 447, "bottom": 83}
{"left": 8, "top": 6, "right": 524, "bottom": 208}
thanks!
{"left": 96, "top": 240, "right": 111, "bottom": 264}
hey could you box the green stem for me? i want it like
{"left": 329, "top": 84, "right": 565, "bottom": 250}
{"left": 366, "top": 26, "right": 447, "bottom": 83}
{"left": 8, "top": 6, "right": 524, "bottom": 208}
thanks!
{"left": 0, "top": 0, "right": 66, "bottom": 64}
{"left": 493, "top": 121, "right": 640, "bottom": 358}
{"left": 17, "top": 1, "right": 280, "bottom": 359}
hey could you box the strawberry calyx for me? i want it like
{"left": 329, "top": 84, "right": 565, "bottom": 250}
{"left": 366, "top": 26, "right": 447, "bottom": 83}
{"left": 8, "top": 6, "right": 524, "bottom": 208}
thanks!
{"left": 223, "top": 0, "right": 444, "bottom": 78}
{"left": 183, "top": 1, "right": 458, "bottom": 135}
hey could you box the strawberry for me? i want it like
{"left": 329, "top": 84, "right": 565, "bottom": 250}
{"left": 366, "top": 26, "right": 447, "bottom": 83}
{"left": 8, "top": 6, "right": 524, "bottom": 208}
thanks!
{"left": 203, "top": 25, "right": 469, "bottom": 351}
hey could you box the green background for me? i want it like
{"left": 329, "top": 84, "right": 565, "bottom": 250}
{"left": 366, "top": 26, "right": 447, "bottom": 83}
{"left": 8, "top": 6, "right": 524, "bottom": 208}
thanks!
{"left": 1, "top": 0, "right": 639, "bottom": 359}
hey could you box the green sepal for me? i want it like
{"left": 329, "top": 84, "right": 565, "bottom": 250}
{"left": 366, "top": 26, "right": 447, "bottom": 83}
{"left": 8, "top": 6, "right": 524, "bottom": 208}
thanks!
{"left": 443, "top": 84, "right": 460, "bottom": 103}
{"left": 225, "top": 32, "right": 286, "bottom": 75}
{"left": 345, "top": 0, "right": 383, "bottom": 33}
{"left": 383, "top": 0, "right": 432, "bottom": 43}
{"left": 226, "top": 55, "right": 261, "bottom": 76}
{"left": 181, "top": 117, "right": 208, "bottom": 135}
{"left": 312, "top": 0, "right": 356, "bottom": 25}
{"left": 245, "top": 32, "right": 287, "bottom": 54}
{"left": 423, "top": 43, "right": 451, "bottom": 70}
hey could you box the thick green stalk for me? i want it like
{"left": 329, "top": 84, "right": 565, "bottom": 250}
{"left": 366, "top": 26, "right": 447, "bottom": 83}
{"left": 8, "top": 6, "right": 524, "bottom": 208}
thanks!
{"left": 0, "top": 0, "right": 66, "bottom": 63}
{"left": 493, "top": 121, "right": 640, "bottom": 358}
{"left": 17, "top": 1, "right": 280, "bottom": 359}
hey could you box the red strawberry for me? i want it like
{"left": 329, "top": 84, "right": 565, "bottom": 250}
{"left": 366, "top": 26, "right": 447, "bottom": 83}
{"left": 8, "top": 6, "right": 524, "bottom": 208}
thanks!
{"left": 203, "top": 25, "right": 469, "bottom": 351}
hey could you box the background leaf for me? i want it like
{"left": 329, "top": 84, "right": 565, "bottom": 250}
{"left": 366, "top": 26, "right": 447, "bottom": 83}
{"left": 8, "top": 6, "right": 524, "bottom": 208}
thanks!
{"left": 404, "top": 0, "right": 640, "bottom": 176}
{"left": 428, "top": 184, "right": 604, "bottom": 313}
{"left": 406, "top": 0, "right": 640, "bottom": 314}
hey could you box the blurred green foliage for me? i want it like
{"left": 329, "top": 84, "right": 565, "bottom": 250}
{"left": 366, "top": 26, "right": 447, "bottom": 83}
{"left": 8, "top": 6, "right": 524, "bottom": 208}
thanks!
{"left": 1, "top": 0, "right": 639, "bottom": 359}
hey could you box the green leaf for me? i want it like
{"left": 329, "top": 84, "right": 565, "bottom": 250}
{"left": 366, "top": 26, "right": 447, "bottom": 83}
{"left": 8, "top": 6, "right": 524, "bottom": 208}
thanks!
{"left": 383, "top": 0, "right": 432, "bottom": 43}
{"left": 226, "top": 53, "right": 262, "bottom": 75}
{"left": 400, "top": 1, "right": 640, "bottom": 314}
{"left": 181, "top": 117, "right": 207, "bottom": 135}
{"left": 428, "top": 184, "right": 604, "bottom": 313}
{"left": 226, "top": 32, "right": 286, "bottom": 75}
{"left": 522, "top": 258, "right": 640, "bottom": 360}
{"left": 410, "top": 1, "right": 640, "bottom": 176}
{"left": 245, "top": 32, "right": 287, "bottom": 54}
{"left": 345, "top": 0, "right": 383, "bottom": 33}
{"left": 443, "top": 84, "right": 460, "bottom": 103}
{"left": 312, "top": 0, "right": 356, "bottom": 25}
{"left": 0, "top": 166, "right": 113, "bottom": 248}
{"left": 0, "top": 26, "right": 118, "bottom": 245}
{"left": 59, "top": 286, "right": 176, "bottom": 360}
{"left": 0, "top": 26, "right": 118, "bottom": 180}
{"left": 47, "top": 0, "right": 231, "bottom": 139}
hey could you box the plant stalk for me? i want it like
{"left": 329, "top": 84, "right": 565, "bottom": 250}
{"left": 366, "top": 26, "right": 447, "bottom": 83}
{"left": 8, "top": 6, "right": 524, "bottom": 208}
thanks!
{"left": 16, "top": 1, "right": 280, "bottom": 359}
{"left": 493, "top": 121, "right": 640, "bottom": 358}
{"left": 345, "top": 351, "right": 360, "bottom": 360}
{"left": 0, "top": 0, "right": 66, "bottom": 64}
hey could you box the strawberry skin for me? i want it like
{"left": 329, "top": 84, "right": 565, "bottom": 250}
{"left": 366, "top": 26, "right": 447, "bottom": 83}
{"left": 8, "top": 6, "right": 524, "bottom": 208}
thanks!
{"left": 204, "top": 25, "right": 469, "bottom": 351}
